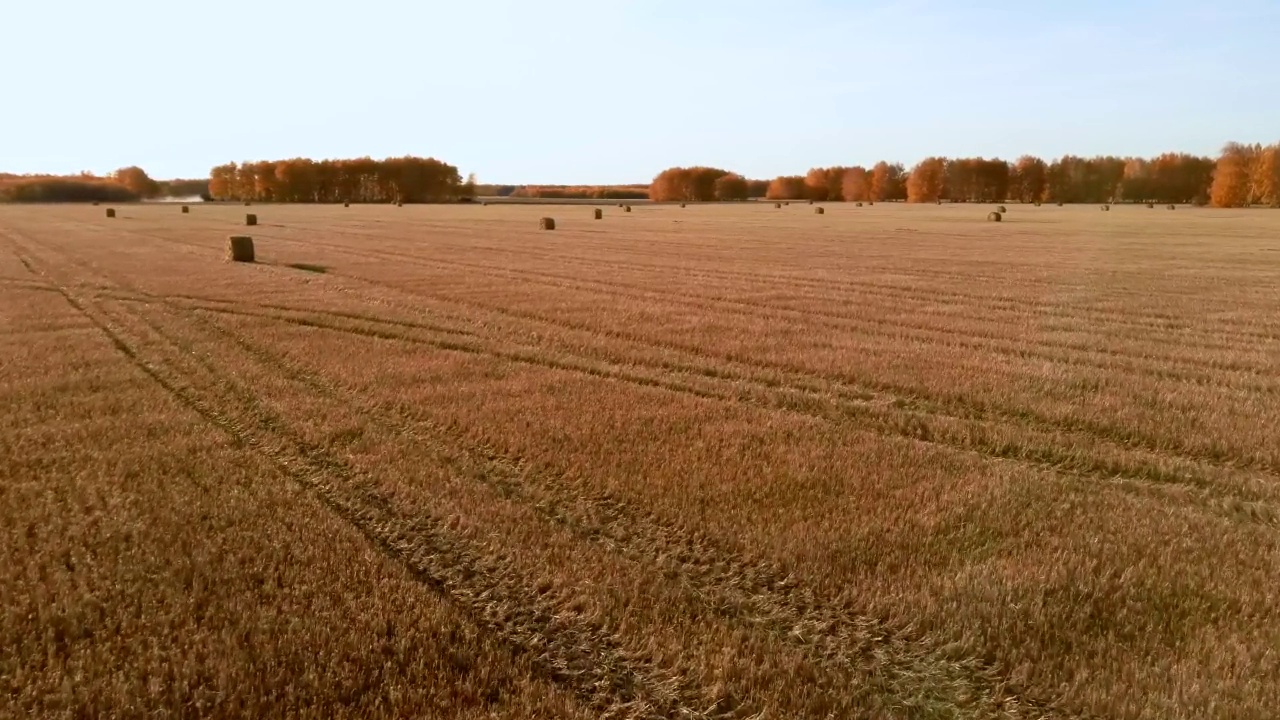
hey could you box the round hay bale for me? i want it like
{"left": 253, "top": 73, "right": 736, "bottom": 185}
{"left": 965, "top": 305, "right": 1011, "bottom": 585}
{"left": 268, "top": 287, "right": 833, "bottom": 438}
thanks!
{"left": 774, "top": 202, "right": 782, "bottom": 209}
{"left": 814, "top": 206, "right": 825, "bottom": 215}
{"left": 936, "top": 200, "right": 943, "bottom": 205}
{"left": 1101, "top": 205, "right": 1111, "bottom": 211}
{"left": 244, "top": 201, "right": 251, "bottom": 206}
{"left": 855, "top": 202, "right": 863, "bottom": 207}
{"left": 680, "top": 202, "right": 686, "bottom": 208}
{"left": 397, "top": 202, "right": 404, "bottom": 207}
{"left": 1034, "top": 202, "right": 1042, "bottom": 207}
{"left": 996, "top": 205, "right": 1007, "bottom": 213}
{"left": 987, "top": 211, "right": 1002, "bottom": 222}
{"left": 227, "top": 235, "right": 255, "bottom": 262}
{"left": 1057, "top": 201, "right": 1064, "bottom": 206}
{"left": 245, "top": 213, "right": 258, "bottom": 226}
{"left": 617, "top": 203, "right": 624, "bottom": 208}
{"left": 623, "top": 205, "right": 632, "bottom": 213}
{"left": 92, "top": 201, "right": 100, "bottom": 206}
{"left": 105, "top": 208, "right": 116, "bottom": 218}
{"left": 1146, "top": 203, "right": 1155, "bottom": 209}
{"left": 344, "top": 202, "right": 350, "bottom": 208}
{"left": 181, "top": 205, "right": 190, "bottom": 214}
{"left": 785, "top": 202, "right": 791, "bottom": 206}
{"left": 593, "top": 208, "right": 603, "bottom": 220}
{"left": 539, "top": 217, "right": 556, "bottom": 230}
{"left": 868, "top": 201, "right": 874, "bottom": 206}
{"left": 808, "top": 199, "right": 814, "bottom": 205}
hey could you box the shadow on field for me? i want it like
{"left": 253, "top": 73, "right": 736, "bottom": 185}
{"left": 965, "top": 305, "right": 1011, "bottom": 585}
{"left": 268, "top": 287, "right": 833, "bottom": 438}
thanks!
{"left": 285, "top": 263, "right": 329, "bottom": 274}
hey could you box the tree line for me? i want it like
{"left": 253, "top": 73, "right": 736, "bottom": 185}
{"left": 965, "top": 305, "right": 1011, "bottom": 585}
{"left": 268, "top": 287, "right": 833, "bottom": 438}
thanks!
{"left": 649, "top": 142, "right": 1278, "bottom": 207}
{"left": 0, "top": 167, "right": 207, "bottom": 203}
{"left": 207, "top": 157, "right": 469, "bottom": 203}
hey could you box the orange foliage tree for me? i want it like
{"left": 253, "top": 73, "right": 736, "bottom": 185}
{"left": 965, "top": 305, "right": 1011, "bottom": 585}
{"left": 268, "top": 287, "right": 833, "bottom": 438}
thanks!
{"left": 1210, "top": 143, "right": 1259, "bottom": 208}
{"left": 208, "top": 156, "right": 464, "bottom": 203}
{"left": 1012, "top": 156, "right": 1048, "bottom": 203}
{"left": 765, "top": 176, "right": 807, "bottom": 200}
{"left": 113, "top": 166, "right": 160, "bottom": 198}
{"left": 650, "top": 167, "right": 732, "bottom": 202}
{"left": 840, "top": 167, "right": 869, "bottom": 201}
{"left": 869, "top": 162, "right": 905, "bottom": 201}
{"left": 906, "top": 158, "right": 947, "bottom": 203}
{"left": 713, "top": 173, "right": 749, "bottom": 201}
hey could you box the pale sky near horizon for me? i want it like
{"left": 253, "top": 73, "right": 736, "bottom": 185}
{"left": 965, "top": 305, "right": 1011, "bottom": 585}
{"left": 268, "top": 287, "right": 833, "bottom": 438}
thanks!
{"left": 3, "top": 0, "right": 1278, "bottom": 184}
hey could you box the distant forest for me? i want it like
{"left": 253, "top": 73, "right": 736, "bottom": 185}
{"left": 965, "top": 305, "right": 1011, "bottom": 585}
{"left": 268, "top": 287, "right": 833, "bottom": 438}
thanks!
{"left": 3, "top": 142, "right": 1276, "bottom": 207}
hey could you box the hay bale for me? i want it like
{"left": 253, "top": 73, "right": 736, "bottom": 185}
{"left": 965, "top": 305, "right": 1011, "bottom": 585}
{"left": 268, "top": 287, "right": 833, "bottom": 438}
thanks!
{"left": 105, "top": 208, "right": 116, "bottom": 218}
{"left": 808, "top": 199, "right": 814, "bottom": 205}
{"left": 856, "top": 202, "right": 863, "bottom": 207}
{"left": 181, "top": 205, "right": 190, "bottom": 214}
{"left": 996, "top": 205, "right": 1007, "bottom": 213}
{"left": 92, "top": 201, "right": 100, "bottom": 206}
{"left": 593, "top": 208, "right": 603, "bottom": 220}
{"left": 680, "top": 203, "right": 686, "bottom": 208}
{"left": 1146, "top": 203, "right": 1155, "bottom": 209}
{"left": 936, "top": 200, "right": 943, "bottom": 205}
{"left": 1167, "top": 204, "right": 1176, "bottom": 210}
{"left": 987, "top": 211, "right": 1002, "bottom": 222}
{"left": 1101, "top": 205, "right": 1111, "bottom": 211}
{"left": 623, "top": 205, "right": 632, "bottom": 213}
{"left": 1034, "top": 202, "right": 1042, "bottom": 207}
{"left": 397, "top": 202, "right": 404, "bottom": 207}
{"left": 227, "top": 235, "right": 255, "bottom": 262}
{"left": 1057, "top": 202, "right": 1064, "bottom": 207}
{"left": 785, "top": 201, "right": 791, "bottom": 206}
{"left": 539, "top": 217, "right": 556, "bottom": 230}
{"left": 245, "top": 213, "right": 257, "bottom": 226}
{"left": 344, "top": 202, "right": 350, "bottom": 208}
{"left": 774, "top": 202, "right": 782, "bottom": 209}
{"left": 814, "top": 206, "right": 825, "bottom": 215}
{"left": 617, "top": 203, "right": 624, "bottom": 208}
{"left": 244, "top": 201, "right": 251, "bottom": 206}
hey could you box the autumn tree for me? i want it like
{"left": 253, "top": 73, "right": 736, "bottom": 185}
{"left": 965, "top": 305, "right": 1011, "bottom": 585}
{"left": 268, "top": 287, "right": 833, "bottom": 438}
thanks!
{"left": 1249, "top": 144, "right": 1280, "bottom": 207}
{"left": 765, "top": 176, "right": 807, "bottom": 200}
{"left": 714, "top": 173, "right": 749, "bottom": 201}
{"left": 745, "top": 179, "right": 770, "bottom": 198}
{"left": 840, "top": 167, "right": 869, "bottom": 201}
{"left": 1210, "top": 143, "right": 1259, "bottom": 208}
{"left": 1012, "top": 156, "right": 1047, "bottom": 203}
{"left": 207, "top": 156, "right": 464, "bottom": 203}
{"left": 869, "top": 162, "right": 906, "bottom": 201}
{"left": 906, "top": 157, "right": 947, "bottom": 203}
{"left": 112, "top": 166, "right": 159, "bottom": 198}
{"left": 650, "top": 167, "right": 731, "bottom": 202}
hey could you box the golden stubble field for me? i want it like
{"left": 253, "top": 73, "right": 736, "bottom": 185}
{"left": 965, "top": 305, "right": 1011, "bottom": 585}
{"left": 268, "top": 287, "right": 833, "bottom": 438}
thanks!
{"left": 1, "top": 201, "right": 1278, "bottom": 719}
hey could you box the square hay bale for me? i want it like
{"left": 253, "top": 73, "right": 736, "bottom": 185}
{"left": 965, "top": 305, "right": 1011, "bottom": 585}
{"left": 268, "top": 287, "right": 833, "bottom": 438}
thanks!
{"left": 245, "top": 213, "right": 258, "bottom": 226}
{"left": 227, "top": 235, "right": 255, "bottom": 262}
{"left": 539, "top": 217, "right": 556, "bottom": 230}
{"left": 593, "top": 208, "right": 603, "bottom": 220}
{"left": 105, "top": 208, "right": 116, "bottom": 218}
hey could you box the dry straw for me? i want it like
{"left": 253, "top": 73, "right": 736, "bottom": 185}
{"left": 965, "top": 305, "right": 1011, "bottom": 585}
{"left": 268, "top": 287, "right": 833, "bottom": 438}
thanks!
{"left": 227, "top": 235, "right": 255, "bottom": 262}
{"left": 539, "top": 217, "right": 556, "bottom": 230}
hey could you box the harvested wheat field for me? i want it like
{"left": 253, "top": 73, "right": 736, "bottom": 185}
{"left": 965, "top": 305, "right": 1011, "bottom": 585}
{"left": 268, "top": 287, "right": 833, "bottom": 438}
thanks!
{"left": 2, "top": 201, "right": 1279, "bottom": 719}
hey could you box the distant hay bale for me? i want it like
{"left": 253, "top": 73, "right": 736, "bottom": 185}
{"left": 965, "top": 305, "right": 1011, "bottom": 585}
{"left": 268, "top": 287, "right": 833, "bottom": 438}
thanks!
{"left": 397, "top": 202, "right": 403, "bottom": 207}
{"left": 814, "top": 206, "right": 825, "bottom": 214}
{"left": 344, "top": 202, "right": 350, "bottom": 208}
{"left": 593, "top": 208, "right": 603, "bottom": 220}
{"left": 808, "top": 199, "right": 814, "bottom": 205}
{"left": 1034, "top": 202, "right": 1042, "bottom": 207}
{"left": 227, "top": 235, "right": 255, "bottom": 262}
{"left": 785, "top": 201, "right": 791, "bottom": 206}
{"left": 868, "top": 201, "right": 874, "bottom": 206}
{"left": 1101, "top": 205, "right": 1111, "bottom": 211}
{"left": 1057, "top": 201, "right": 1064, "bottom": 206}
{"left": 92, "top": 201, "right": 100, "bottom": 206}
{"left": 105, "top": 208, "right": 116, "bottom": 218}
{"left": 680, "top": 202, "right": 686, "bottom": 208}
{"left": 1146, "top": 203, "right": 1155, "bottom": 208}
{"left": 181, "top": 205, "right": 190, "bottom": 214}
{"left": 245, "top": 213, "right": 257, "bottom": 226}
{"left": 1167, "top": 204, "right": 1176, "bottom": 210}
{"left": 856, "top": 202, "right": 863, "bottom": 207}
{"left": 996, "top": 205, "right": 1007, "bottom": 213}
{"left": 244, "top": 201, "right": 251, "bottom": 206}
{"left": 774, "top": 202, "right": 782, "bottom": 209}
{"left": 539, "top": 217, "right": 556, "bottom": 230}
{"left": 617, "top": 203, "right": 624, "bottom": 208}
{"left": 936, "top": 200, "right": 942, "bottom": 205}
{"left": 987, "top": 211, "right": 1002, "bottom": 222}
{"left": 623, "top": 205, "right": 632, "bottom": 212}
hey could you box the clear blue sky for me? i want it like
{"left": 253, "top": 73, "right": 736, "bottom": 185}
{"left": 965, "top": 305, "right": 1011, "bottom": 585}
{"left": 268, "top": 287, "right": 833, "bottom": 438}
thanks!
{"left": 3, "top": 0, "right": 1277, "bottom": 184}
